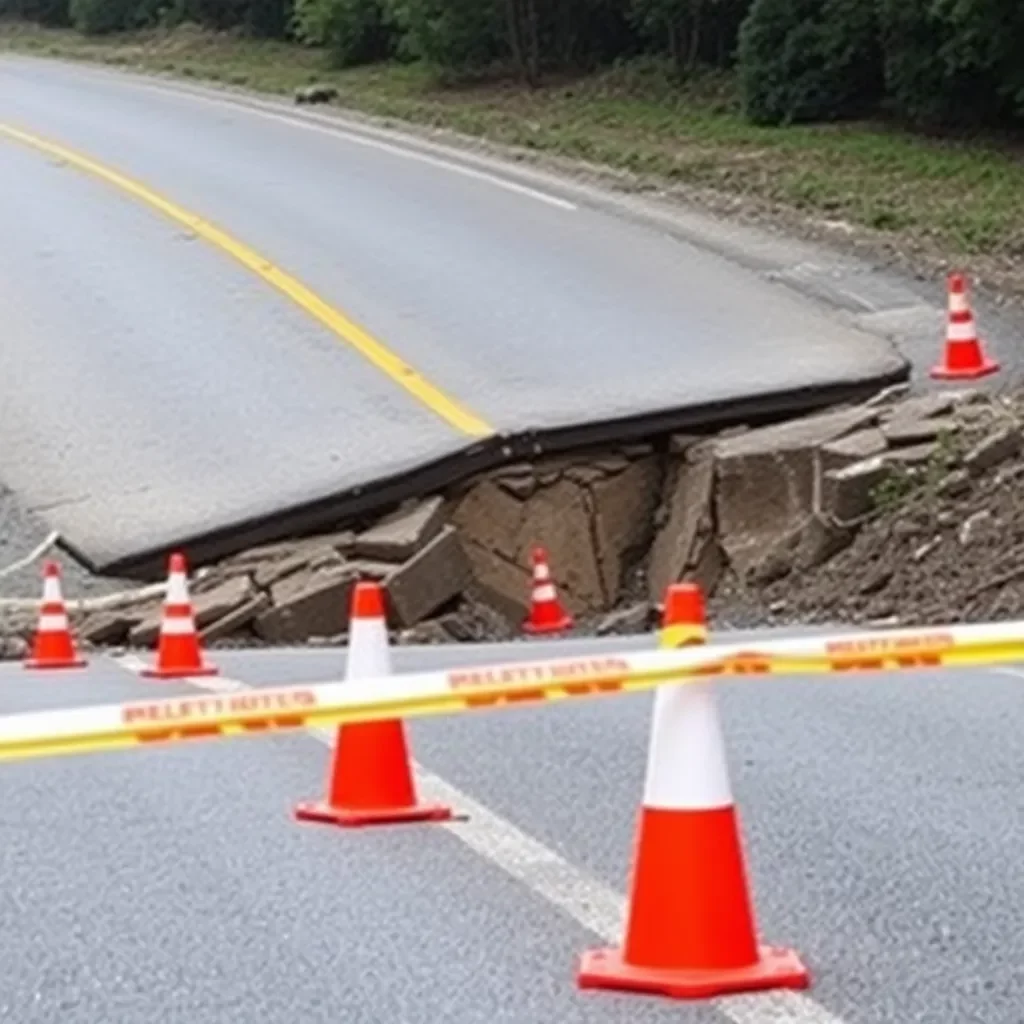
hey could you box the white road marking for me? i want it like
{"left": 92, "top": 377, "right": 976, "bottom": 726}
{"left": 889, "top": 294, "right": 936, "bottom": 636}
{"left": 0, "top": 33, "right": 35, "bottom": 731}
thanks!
{"left": 990, "top": 667, "right": 1024, "bottom": 680}
{"left": 112, "top": 653, "right": 847, "bottom": 1024}
{"left": 32, "top": 61, "right": 577, "bottom": 212}
{"left": 237, "top": 104, "right": 579, "bottom": 212}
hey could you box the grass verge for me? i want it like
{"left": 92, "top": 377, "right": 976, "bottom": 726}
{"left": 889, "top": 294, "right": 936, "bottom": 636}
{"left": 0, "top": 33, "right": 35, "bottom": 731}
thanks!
{"left": 2, "top": 21, "right": 1023, "bottom": 278}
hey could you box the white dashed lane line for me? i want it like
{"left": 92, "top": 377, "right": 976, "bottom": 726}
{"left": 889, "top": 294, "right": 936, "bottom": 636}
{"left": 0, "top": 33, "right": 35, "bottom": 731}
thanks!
{"left": 113, "top": 652, "right": 850, "bottom": 1024}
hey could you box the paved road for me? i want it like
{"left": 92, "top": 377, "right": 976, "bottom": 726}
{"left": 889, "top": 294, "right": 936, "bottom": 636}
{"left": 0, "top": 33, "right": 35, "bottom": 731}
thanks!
{"left": 0, "top": 635, "right": 1022, "bottom": 1024}
{"left": 0, "top": 56, "right": 906, "bottom": 575}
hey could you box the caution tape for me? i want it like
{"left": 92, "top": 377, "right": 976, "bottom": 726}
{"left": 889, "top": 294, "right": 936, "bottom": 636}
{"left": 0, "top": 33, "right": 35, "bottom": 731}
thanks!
{"left": 0, "top": 618, "right": 1022, "bottom": 764}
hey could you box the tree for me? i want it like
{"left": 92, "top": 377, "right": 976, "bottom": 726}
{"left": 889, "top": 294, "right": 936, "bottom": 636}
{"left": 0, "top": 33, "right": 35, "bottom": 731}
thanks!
{"left": 631, "top": 0, "right": 750, "bottom": 76}
{"left": 387, "top": 0, "right": 504, "bottom": 73}
{"left": 293, "top": 0, "right": 395, "bottom": 65}
{"left": 878, "top": 0, "right": 1024, "bottom": 127}
{"left": 738, "top": 0, "right": 882, "bottom": 125}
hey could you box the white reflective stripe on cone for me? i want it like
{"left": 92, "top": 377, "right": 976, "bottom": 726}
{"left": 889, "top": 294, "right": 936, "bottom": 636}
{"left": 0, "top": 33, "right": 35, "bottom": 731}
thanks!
{"left": 160, "top": 614, "right": 196, "bottom": 635}
{"left": 533, "top": 584, "right": 557, "bottom": 602}
{"left": 534, "top": 564, "right": 551, "bottom": 582}
{"left": 642, "top": 682, "right": 733, "bottom": 811}
{"left": 348, "top": 615, "right": 390, "bottom": 680}
{"left": 38, "top": 614, "right": 69, "bottom": 632}
{"left": 42, "top": 576, "right": 62, "bottom": 603}
{"left": 950, "top": 293, "right": 970, "bottom": 313}
{"left": 948, "top": 320, "right": 977, "bottom": 341}
{"left": 166, "top": 572, "right": 190, "bottom": 605}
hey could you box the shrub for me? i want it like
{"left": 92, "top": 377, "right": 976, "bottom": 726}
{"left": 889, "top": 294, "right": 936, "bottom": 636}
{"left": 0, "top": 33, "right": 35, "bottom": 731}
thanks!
{"left": 68, "top": 0, "right": 137, "bottom": 33}
{"left": 878, "top": 0, "right": 1024, "bottom": 127}
{"left": 737, "top": 0, "right": 883, "bottom": 125}
{"left": 293, "top": 0, "right": 395, "bottom": 65}
{"left": 386, "top": 0, "right": 503, "bottom": 73}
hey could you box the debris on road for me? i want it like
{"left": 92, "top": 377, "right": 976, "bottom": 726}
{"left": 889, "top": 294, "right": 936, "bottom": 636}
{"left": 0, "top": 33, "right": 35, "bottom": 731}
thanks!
{"left": 294, "top": 83, "right": 338, "bottom": 105}
{"left": 1, "top": 385, "right": 1022, "bottom": 658}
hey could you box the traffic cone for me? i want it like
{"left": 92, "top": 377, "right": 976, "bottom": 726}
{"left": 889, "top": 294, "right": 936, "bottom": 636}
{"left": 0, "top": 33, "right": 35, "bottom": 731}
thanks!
{"left": 931, "top": 272, "right": 999, "bottom": 380}
{"left": 141, "top": 552, "right": 218, "bottom": 679}
{"left": 294, "top": 580, "right": 452, "bottom": 827}
{"left": 576, "top": 582, "right": 810, "bottom": 1000}
{"left": 24, "top": 561, "right": 86, "bottom": 670}
{"left": 523, "top": 546, "right": 573, "bottom": 635}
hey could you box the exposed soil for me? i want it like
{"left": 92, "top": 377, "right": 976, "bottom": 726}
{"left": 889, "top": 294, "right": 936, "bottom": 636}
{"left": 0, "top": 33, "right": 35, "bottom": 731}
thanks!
{"left": 716, "top": 448, "right": 1024, "bottom": 630}
{"left": 713, "top": 392, "right": 1024, "bottom": 630}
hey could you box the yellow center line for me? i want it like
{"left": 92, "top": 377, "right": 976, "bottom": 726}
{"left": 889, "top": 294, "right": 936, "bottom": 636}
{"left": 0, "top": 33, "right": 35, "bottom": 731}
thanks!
{"left": 0, "top": 121, "right": 494, "bottom": 440}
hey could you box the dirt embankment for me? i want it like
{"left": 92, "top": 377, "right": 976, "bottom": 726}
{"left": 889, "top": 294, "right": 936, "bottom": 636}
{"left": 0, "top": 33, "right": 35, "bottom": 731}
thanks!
{"left": 1, "top": 383, "right": 1020, "bottom": 660}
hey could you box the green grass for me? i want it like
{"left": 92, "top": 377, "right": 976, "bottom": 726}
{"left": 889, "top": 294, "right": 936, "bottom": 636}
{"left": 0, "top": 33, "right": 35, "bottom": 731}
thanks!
{"left": 3, "top": 21, "right": 1024, "bottom": 267}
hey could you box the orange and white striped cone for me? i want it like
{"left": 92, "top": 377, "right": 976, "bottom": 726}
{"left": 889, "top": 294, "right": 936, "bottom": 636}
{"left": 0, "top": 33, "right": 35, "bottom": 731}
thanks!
{"left": 294, "top": 580, "right": 453, "bottom": 827}
{"left": 24, "top": 561, "right": 86, "bottom": 670}
{"left": 577, "top": 582, "right": 810, "bottom": 1000}
{"left": 931, "top": 272, "right": 999, "bottom": 380}
{"left": 141, "top": 552, "right": 218, "bottom": 679}
{"left": 523, "top": 546, "right": 573, "bottom": 635}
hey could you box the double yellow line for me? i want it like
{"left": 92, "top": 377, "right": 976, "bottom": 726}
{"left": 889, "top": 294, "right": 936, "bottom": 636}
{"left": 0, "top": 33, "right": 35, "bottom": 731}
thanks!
{"left": 0, "top": 122, "right": 494, "bottom": 439}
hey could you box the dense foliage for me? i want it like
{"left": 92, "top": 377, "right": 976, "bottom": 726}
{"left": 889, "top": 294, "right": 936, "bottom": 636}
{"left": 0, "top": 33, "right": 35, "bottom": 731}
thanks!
{"left": 4, "top": 0, "right": 1023, "bottom": 130}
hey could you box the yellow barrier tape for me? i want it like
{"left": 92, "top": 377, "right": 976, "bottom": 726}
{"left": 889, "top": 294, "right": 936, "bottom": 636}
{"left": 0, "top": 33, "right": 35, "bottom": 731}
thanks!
{"left": 0, "top": 619, "right": 1020, "bottom": 764}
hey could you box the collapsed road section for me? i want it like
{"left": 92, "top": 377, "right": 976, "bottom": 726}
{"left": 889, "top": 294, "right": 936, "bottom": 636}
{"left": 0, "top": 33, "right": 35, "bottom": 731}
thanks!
{"left": 0, "top": 57, "right": 908, "bottom": 579}
{"left": 3, "top": 383, "right": 1020, "bottom": 660}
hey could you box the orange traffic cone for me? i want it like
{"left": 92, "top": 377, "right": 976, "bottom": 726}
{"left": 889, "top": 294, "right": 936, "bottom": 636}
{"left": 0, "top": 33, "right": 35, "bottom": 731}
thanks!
{"left": 523, "top": 546, "right": 573, "bottom": 635}
{"left": 141, "top": 552, "right": 218, "bottom": 679}
{"left": 577, "top": 582, "right": 809, "bottom": 1000}
{"left": 24, "top": 561, "right": 86, "bottom": 670}
{"left": 931, "top": 272, "right": 999, "bottom": 380}
{"left": 294, "top": 580, "right": 452, "bottom": 827}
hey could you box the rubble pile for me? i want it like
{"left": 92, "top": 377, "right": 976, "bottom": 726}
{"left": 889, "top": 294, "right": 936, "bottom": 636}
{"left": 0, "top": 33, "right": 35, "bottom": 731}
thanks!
{"left": 1, "top": 385, "right": 1020, "bottom": 659}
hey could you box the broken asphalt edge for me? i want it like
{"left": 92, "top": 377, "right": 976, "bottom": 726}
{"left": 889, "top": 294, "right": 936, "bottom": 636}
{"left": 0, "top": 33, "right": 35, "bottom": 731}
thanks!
{"left": 69, "top": 367, "right": 910, "bottom": 583}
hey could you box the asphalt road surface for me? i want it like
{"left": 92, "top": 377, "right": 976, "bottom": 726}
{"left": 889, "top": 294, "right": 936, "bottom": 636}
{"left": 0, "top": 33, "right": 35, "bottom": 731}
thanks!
{"left": 0, "top": 55, "right": 907, "bottom": 574}
{"left": 0, "top": 635, "right": 1022, "bottom": 1024}
{"left": 3, "top": 51, "right": 1022, "bottom": 1024}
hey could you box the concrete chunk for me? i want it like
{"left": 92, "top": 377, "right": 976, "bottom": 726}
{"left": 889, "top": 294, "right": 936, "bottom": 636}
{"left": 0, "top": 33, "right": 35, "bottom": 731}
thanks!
{"left": 883, "top": 442, "right": 939, "bottom": 468}
{"left": 820, "top": 428, "right": 888, "bottom": 473}
{"left": 591, "top": 457, "right": 661, "bottom": 605}
{"left": 253, "top": 552, "right": 311, "bottom": 590}
{"left": 964, "top": 425, "right": 1022, "bottom": 477}
{"left": 354, "top": 497, "right": 446, "bottom": 561}
{"left": 221, "top": 538, "right": 305, "bottom": 567}
{"left": 822, "top": 457, "right": 891, "bottom": 524}
{"left": 714, "top": 406, "right": 879, "bottom": 575}
{"left": 453, "top": 476, "right": 602, "bottom": 614}
{"left": 647, "top": 453, "right": 714, "bottom": 602}
{"left": 384, "top": 526, "right": 471, "bottom": 627}
{"left": 713, "top": 406, "right": 879, "bottom": 459}
{"left": 201, "top": 592, "right": 271, "bottom": 643}
{"left": 880, "top": 392, "right": 963, "bottom": 424}
{"left": 193, "top": 576, "right": 255, "bottom": 627}
{"left": 78, "top": 611, "right": 137, "bottom": 646}
{"left": 687, "top": 531, "right": 725, "bottom": 594}
{"left": 882, "top": 417, "right": 956, "bottom": 446}
{"left": 255, "top": 565, "right": 357, "bottom": 643}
